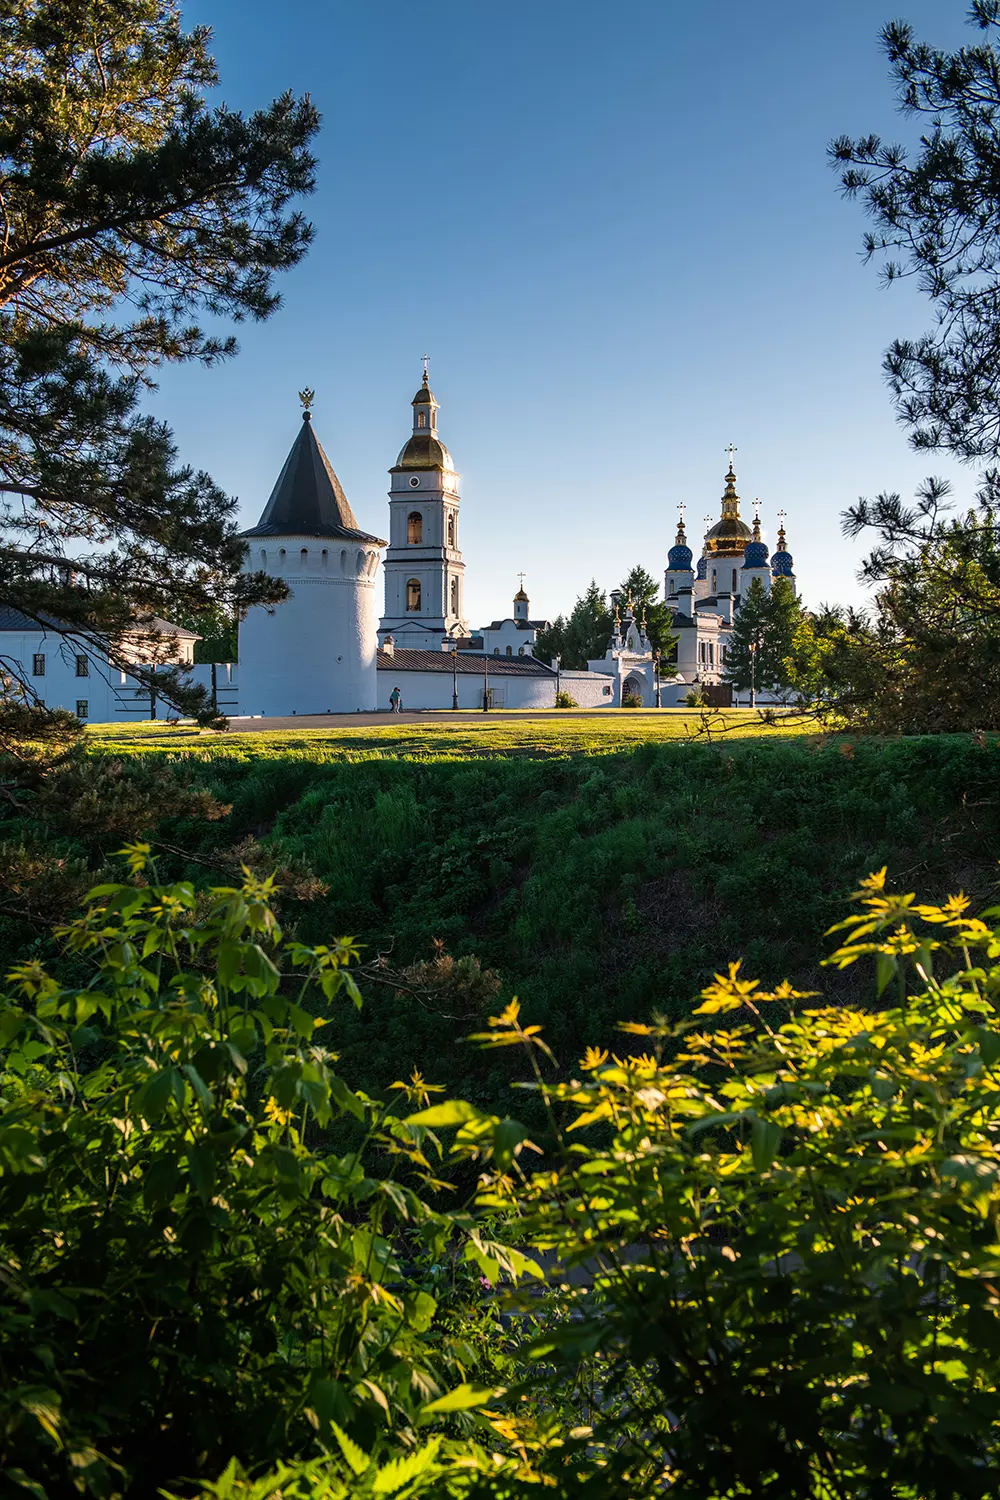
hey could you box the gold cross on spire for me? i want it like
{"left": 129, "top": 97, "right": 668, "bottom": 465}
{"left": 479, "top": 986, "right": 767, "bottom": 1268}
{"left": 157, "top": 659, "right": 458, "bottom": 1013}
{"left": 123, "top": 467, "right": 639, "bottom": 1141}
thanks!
{"left": 725, "top": 442, "right": 738, "bottom": 470}
{"left": 421, "top": 354, "right": 430, "bottom": 380}
{"left": 517, "top": 572, "right": 526, "bottom": 589}
{"left": 777, "top": 509, "right": 787, "bottom": 525}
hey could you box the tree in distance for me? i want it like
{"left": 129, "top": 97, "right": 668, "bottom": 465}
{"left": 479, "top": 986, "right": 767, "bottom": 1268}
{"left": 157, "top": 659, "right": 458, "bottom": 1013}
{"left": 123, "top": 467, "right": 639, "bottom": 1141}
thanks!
{"left": 0, "top": 0, "right": 319, "bottom": 730}
{"left": 725, "top": 577, "right": 803, "bottom": 700}
{"left": 535, "top": 580, "right": 612, "bottom": 669}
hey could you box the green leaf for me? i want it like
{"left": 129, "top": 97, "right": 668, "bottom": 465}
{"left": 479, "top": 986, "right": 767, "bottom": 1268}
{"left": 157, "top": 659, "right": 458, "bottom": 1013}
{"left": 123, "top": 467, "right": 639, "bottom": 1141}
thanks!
{"left": 420, "top": 1382, "right": 499, "bottom": 1416}
{"left": 978, "top": 1027, "right": 1000, "bottom": 1069}
{"left": 188, "top": 1142, "right": 216, "bottom": 1203}
{"left": 143, "top": 1155, "right": 182, "bottom": 1212}
{"left": 751, "top": 1115, "right": 782, "bottom": 1173}
{"left": 139, "top": 1066, "right": 176, "bottom": 1122}
{"left": 492, "top": 1117, "right": 529, "bottom": 1171}
{"left": 405, "top": 1099, "right": 487, "bottom": 1128}
{"left": 372, "top": 1440, "right": 441, "bottom": 1494}
{"left": 403, "top": 1290, "right": 437, "bottom": 1333}
{"left": 331, "top": 1075, "right": 365, "bottom": 1120}
{"left": 330, "top": 1422, "right": 369, "bottom": 1477}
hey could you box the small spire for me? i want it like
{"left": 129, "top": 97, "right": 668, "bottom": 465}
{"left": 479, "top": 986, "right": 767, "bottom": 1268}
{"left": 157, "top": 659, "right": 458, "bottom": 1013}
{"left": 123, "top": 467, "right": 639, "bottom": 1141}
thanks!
{"left": 676, "top": 501, "right": 687, "bottom": 545}
{"left": 777, "top": 508, "right": 787, "bottom": 548}
{"left": 752, "top": 498, "right": 762, "bottom": 542}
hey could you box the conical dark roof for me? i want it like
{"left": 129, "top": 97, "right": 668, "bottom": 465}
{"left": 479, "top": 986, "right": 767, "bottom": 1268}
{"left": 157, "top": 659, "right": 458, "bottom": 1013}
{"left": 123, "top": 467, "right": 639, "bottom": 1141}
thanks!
{"left": 241, "top": 412, "right": 385, "bottom": 542}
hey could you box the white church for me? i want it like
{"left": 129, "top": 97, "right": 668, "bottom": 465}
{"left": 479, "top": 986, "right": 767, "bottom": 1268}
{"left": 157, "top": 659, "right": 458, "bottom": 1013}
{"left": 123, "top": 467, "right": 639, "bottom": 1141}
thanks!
{"left": 0, "top": 372, "right": 797, "bottom": 720}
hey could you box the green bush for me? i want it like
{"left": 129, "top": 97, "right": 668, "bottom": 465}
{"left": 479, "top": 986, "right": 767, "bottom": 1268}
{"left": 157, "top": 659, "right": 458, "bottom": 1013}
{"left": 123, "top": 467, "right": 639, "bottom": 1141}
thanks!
{"left": 0, "top": 849, "right": 535, "bottom": 1498}
{"left": 8, "top": 860, "right": 1000, "bottom": 1496}
{"left": 553, "top": 691, "right": 577, "bottom": 708}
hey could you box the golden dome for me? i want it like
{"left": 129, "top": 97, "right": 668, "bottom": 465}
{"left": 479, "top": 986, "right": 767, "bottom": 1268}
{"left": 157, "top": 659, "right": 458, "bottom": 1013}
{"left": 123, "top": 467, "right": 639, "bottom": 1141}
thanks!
{"left": 704, "top": 461, "right": 751, "bottom": 556}
{"left": 392, "top": 433, "right": 454, "bottom": 471}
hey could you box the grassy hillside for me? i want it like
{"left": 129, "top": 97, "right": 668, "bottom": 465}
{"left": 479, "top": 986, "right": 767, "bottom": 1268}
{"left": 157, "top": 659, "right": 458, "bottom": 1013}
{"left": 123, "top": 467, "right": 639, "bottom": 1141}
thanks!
{"left": 55, "top": 717, "right": 1000, "bottom": 1110}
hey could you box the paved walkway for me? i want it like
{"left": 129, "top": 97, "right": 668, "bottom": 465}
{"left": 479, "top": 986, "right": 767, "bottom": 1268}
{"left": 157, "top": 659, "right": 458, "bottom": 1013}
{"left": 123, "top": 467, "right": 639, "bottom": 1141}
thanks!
{"left": 224, "top": 707, "right": 707, "bottom": 732}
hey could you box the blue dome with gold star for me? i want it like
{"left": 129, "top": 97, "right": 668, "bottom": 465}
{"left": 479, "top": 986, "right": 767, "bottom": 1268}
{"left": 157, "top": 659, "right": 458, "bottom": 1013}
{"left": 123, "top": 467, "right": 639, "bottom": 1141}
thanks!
{"left": 744, "top": 540, "right": 769, "bottom": 568}
{"left": 667, "top": 516, "right": 693, "bottom": 570}
{"left": 696, "top": 554, "right": 707, "bottom": 580}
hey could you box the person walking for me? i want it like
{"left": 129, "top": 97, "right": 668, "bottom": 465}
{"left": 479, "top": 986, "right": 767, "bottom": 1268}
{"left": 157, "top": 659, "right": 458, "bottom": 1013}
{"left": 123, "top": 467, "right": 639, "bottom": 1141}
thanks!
{"left": 389, "top": 686, "right": 402, "bottom": 714}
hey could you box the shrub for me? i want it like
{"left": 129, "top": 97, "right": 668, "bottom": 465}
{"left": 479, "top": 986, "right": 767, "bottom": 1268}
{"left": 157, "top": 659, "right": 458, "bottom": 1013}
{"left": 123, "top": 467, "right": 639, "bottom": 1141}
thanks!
{"left": 0, "top": 849, "right": 535, "bottom": 1498}
{"left": 553, "top": 691, "right": 577, "bottom": 709}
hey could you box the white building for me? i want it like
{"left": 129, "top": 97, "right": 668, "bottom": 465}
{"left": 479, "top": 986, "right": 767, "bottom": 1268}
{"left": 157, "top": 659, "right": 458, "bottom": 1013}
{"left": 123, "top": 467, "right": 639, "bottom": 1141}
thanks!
{"left": 0, "top": 377, "right": 799, "bottom": 721}
{"left": 662, "top": 455, "right": 797, "bottom": 700}
{"left": 0, "top": 604, "right": 214, "bottom": 721}
{"left": 377, "top": 373, "right": 468, "bottom": 650}
{"left": 236, "top": 402, "right": 386, "bottom": 716}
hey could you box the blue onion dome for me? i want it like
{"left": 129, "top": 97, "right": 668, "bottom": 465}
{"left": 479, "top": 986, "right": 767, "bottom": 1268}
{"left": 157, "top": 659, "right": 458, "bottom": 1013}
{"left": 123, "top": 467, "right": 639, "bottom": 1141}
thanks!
{"left": 667, "top": 516, "right": 692, "bottom": 570}
{"left": 696, "top": 554, "right": 707, "bottom": 580}
{"left": 743, "top": 539, "right": 769, "bottom": 567}
{"left": 770, "top": 521, "right": 794, "bottom": 576}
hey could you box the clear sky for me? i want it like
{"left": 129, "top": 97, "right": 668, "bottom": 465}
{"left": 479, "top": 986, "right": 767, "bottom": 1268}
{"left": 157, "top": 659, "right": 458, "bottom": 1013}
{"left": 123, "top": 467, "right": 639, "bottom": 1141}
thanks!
{"left": 158, "top": 0, "right": 975, "bottom": 625}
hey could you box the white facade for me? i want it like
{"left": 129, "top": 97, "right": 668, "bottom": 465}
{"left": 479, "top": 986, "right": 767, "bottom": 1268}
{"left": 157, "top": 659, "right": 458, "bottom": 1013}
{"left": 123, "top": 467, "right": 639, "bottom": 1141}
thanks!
{"left": 236, "top": 406, "right": 386, "bottom": 717}
{"left": 238, "top": 537, "right": 382, "bottom": 716}
{"left": 378, "top": 376, "right": 468, "bottom": 650}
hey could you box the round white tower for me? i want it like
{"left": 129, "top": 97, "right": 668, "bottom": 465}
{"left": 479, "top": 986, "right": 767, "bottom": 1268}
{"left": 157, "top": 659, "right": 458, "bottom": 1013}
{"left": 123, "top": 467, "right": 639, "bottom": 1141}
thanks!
{"left": 237, "top": 400, "right": 386, "bottom": 716}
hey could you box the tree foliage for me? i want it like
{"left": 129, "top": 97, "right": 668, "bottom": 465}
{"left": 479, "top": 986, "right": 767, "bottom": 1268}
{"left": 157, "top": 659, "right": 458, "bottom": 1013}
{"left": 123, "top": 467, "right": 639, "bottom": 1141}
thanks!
{"left": 0, "top": 0, "right": 319, "bottom": 726}
{"left": 789, "top": 475, "right": 1000, "bottom": 731}
{"left": 617, "top": 564, "right": 674, "bottom": 659}
{"left": 832, "top": 2, "right": 1000, "bottom": 460}
{"left": 534, "top": 580, "right": 611, "bottom": 670}
{"left": 724, "top": 577, "right": 802, "bottom": 696}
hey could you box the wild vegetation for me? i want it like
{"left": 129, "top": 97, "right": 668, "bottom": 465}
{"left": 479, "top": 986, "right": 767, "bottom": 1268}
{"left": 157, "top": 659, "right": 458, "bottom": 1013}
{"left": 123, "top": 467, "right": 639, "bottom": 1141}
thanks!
{"left": 3, "top": 720, "right": 998, "bottom": 1119}
{"left": 5, "top": 849, "right": 1000, "bottom": 1497}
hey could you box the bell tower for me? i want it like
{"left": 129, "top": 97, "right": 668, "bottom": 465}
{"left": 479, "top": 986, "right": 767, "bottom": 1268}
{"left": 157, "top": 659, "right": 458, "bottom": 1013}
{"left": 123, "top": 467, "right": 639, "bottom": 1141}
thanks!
{"left": 378, "top": 367, "right": 469, "bottom": 649}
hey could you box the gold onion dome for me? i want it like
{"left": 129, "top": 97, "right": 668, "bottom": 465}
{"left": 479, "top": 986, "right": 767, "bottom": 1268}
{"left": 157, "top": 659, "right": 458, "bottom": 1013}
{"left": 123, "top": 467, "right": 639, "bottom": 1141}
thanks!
{"left": 514, "top": 587, "right": 529, "bottom": 602}
{"left": 393, "top": 372, "right": 454, "bottom": 472}
{"left": 704, "top": 462, "right": 752, "bottom": 556}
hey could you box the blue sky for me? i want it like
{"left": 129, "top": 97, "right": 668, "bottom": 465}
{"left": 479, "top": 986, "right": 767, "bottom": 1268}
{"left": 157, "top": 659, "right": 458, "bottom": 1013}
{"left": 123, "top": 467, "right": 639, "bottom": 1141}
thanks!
{"left": 160, "top": 0, "right": 975, "bottom": 624}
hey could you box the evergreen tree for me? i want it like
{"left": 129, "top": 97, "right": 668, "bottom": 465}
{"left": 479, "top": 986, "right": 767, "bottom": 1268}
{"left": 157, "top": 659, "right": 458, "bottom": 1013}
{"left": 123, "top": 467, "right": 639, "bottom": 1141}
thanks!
{"left": 833, "top": 3, "right": 1000, "bottom": 461}
{"left": 619, "top": 563, "right": 675, "bottom": 659}
{"left": 535, "top": 581, "right": 611, "bottom": 669}
{"left": 0, "top": 0, "right": 319, "bottom": 728}
{"left": 725, "top": 578, "right": 802, "bottom": 699}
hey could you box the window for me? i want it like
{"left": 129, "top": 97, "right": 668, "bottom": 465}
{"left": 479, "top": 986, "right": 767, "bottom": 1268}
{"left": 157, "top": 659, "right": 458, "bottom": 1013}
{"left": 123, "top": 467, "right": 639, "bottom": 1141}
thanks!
{"left": 493, "top": 647, "right": 500, "bottom": 656}
{"left": 450, "top": 577, "right": 459, "bottom": 615}
{"left": 505, "top": 645, "right": 512, "bottom": 656}
{"left": 407, "top": 511, "right": 423, "bottom": 544}
{"left": 447, "top": 515, "right": 456, "bottom": 547}
{"left": 75, "top": 700, "right": 89, "bottom": 719}
{"left": 518, "top": 646, "right": 525, "bottom": 656}
{"left": 75, "top": 654, "right": 89, "bottom": 678}
{"left": 732, "top": 568, "right": 738, "bottom": 592}
{"left": 301, "top": 548, "right": 309, "bottom": 565}
{"left": 406, "top": 578, "right": 421, "bottom": 612}
{"left": 32, "top": 653, "right": 45, "bottom": 676}
{"left": 603, "top": 685, "right": 612, "bottom": 696}
{"left": 417, "top": 411, "right": 427, "bottom": 429}
{"left": 711, "top": 569, "right": 717, "bottom": 593}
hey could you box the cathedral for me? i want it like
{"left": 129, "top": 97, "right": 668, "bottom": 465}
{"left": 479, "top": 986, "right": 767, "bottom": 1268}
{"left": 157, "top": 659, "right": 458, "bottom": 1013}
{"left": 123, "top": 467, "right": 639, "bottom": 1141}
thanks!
{"left": 234, "top": 371, "right": 796, "bottom": 715}
{"left": 0, "top": 371, "right": 797, "bottom": 721}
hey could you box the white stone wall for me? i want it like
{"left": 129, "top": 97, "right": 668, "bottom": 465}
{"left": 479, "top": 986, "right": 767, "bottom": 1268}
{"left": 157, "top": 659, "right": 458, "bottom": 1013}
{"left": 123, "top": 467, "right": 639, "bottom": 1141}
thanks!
{"left": 375, "top": 668, "right": 559, "bottom": 711}
{"left": 238, "top": 536, "right": 382, "bottom": 715}
{"left": 0, "top": 629, "right": 221, "bottom": 722}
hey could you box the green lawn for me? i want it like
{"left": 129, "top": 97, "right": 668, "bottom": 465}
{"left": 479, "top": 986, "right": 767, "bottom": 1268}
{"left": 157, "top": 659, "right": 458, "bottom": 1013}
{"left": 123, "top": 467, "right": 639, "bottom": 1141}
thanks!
{"left": 86, "top": 708, "right": 815, "bottom": 762}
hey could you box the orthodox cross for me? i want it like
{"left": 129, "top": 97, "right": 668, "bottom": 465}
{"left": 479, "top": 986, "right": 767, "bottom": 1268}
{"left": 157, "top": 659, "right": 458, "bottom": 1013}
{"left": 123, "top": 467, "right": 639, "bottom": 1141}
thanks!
{"left": 678, "top": 501, "right": 686, "bottom": 522}
{"left": 725, "top": 442, "right": 738, "bottom": 469}
{"left": 517, "top": 571, "right": 526, "bottom": 586}
{"left": 422, "top": 354, "right": 431, "bottom": 379}
{"left": 777, "top": 508, "right": 787, "bottom": 526}
{"left": 753, "top": 497, "right": 762, "bottom": 520}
